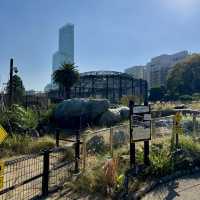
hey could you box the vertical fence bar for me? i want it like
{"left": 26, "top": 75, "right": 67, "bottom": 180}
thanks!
{"left": 42, "top": 150, "right": 50, "bottom": 197}
{"left": 193, "top": 113, "right": 197, "bottom": 138}
{"left": 129, "top": 100, "right": 135, "bottom": 168}
{"left": 56, "top": 129, "right": 60, "bottom": 147}
{"left": 144, "top": 140, "right": 150, "bottom": 165}
{"left": 110, "top": 127, "right": 113, "bottom": 157}
{"left": 75, "top": 130, "right": 80, "bottom": 173}
{"left": 82, "top": 136, "right": 86, "bottom": 171}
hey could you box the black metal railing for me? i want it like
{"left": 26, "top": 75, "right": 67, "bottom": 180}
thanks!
{"left": 0, "top": 147, "right": 74, "bottom": 200}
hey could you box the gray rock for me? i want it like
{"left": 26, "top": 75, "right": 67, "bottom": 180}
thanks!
{"left": 54, "top": 98, "right": 110, "bottom": 128}
{"left": 98, "top": 106, "right": 129, "bottom": 126}
{"left": 119, "top": 106, "right": 129, "bottom": 120}
{"left": 98, "top": 108, "right": 121, "bottom": 126}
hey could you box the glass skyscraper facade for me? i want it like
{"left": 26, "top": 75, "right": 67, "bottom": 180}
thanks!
{"left": 52, "top": 23, "right": 74, "bottom": 73}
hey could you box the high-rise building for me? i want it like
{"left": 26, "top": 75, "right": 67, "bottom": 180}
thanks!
{"left": 52, "top": 23, "right": 74, "bottom": 73}
{"left": 147, "top": 51, "right": 189, "bottom": 88}
{"left": 125, "top": 66, "right": 145, "bottom": 80}
{"left": 125, "top": 51, "right": 189, "bottom": 90}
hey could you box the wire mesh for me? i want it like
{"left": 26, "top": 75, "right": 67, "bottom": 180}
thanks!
{"left": 49, "top": 148, "right": 74, "bottom": 192}
{"left": 151, "top": 116, "right": 174, "bottom": 139}
{"left": 0, "top": 153, "right": 43, "bottom": 200}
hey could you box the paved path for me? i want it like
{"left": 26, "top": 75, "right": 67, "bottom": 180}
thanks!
{"left": 142, "top": 172, "right": 200, "bottom": 200}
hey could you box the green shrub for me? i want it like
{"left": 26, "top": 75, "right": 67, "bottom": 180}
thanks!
{"left": 86, "top": 135, "right": 107, "bottom": 154}
{"left": 192, "top": 93, "right": 200, "bottom": 101}
{"left": 1, "top": 105, "right": 38, "bottom": 134}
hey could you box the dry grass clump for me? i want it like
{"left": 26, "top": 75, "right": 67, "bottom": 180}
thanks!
{"left": 0, "top": 134, "right": 55, "bottom": 158}
{"left": 151, "top": 102, "right": 175, "bottom": 111}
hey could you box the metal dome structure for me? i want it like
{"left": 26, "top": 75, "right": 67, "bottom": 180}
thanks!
{"left": 70, "top": 70, "right": 147, "bottom": 103}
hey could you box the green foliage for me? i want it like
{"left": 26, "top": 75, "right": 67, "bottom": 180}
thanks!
{"left": 179, "top": 135, "right": 200, "bottom": 154}
{"left": 1, "top": 105, "right": 38, "bottom": 133}
{"left": 6, "top": 75, "right": 25, "bottom": 105}
{"left": 86, "top": 135, "right": 107, "bottom": 154}
{"left": 192, "top": 93, "right": 200, "bottom": 101}
{"left": 149, "top": 86, "right": 166, "bottom": 102}
{"left": 53, "top": 63, "right": 79, "bottom": 98}
{"left": 167, "top": 54, "right": 200, "bottom": 97}
{"left": 39, "top": 104, "right": 56, "bottom": 126}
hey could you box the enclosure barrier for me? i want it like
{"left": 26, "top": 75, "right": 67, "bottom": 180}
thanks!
{"left": 0, "top": 147, "right": 74, "bottom": 200}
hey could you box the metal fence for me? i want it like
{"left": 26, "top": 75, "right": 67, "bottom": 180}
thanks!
{"left": 0, "top": 147, "right": 74, "bottom": 200}
{"left": 82, "top": 124, "right": 129, "bottom": 163}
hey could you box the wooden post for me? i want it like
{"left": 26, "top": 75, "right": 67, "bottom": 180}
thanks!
{"left": 56, "top": 129, "right": 59, "bottom": 147}
{"left": 193, "top": 113, "right": 197, "bottom": 138}
{"left": 74, "top": 130, "right": 80, "bottom": 173}
{"left": 144, "top": 140, "right": 150, "bottom": 165}
{"left": 82, "top": 135, "right": 86, "bottom": 171}
{"left": 110, "top": 127, "right": 113, "bottom": 157}
{"left": 129, "top": 100, "right": 135, "bottom": 168}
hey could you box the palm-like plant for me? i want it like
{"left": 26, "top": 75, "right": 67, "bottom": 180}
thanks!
{"left": 53, "top": 63, "right": 79, "bottom": 99}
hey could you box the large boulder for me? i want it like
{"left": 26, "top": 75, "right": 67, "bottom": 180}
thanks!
{"left": 98, "top": 108, "right": 121, "bottom": 126}
{"left": 53, "top": 98, "right": 110, "bottom": 129}
{"left": 98, "top": 106, "right": 130, "bottom": 127}
{"left": 119, "top": 106, "right": 129, "bottom": 120}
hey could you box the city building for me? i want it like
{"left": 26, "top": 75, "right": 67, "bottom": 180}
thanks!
{"left": 147, "top": 51, "right": 189, "bottom": 88}
{"left": 52, "top": 23, "right": 74, "bottom": 73}
{"left": 125, "top": 51, "right": 189, "bottom": 90}
{"left": 125, "top": 66, "right": 145, "bottom": 80}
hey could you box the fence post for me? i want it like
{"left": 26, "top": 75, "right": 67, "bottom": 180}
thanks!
{"left": 193, "top": 113, "right": 197, "bottom": 138}
{"left": 82, "top": 135, "right": 86, "bottom": 171}
{"left": 42, "top": 150, "right": 50, "bottom": 197}
{"left": 75, "top": 130, "right": 80, "bottom": 173}
{"left": 151, "top": 119, "right": 156, "bottom": 138}
{"left": 129, "top": 100, "right": 135, "bottom": 168}
{"left": 55, "top": 129, "right": 60, "bottom": 147}
{"left": 110, "top": 127, "right": 113, "bottom": 157}
{"left": 144, "top": 140, "right": 150, "bottom": 165}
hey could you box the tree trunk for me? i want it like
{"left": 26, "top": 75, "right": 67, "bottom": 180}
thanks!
{"left": 65, "top": 87, "right": 71, "bottom": 99}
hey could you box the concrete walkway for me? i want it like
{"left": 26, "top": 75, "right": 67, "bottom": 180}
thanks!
{"left": 142, "top": 172, "right": 200, "bottom": 200}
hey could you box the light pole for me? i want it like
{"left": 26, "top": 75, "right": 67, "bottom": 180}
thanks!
{"left": 9, "top": 58, "right": 18, "bottom": 107}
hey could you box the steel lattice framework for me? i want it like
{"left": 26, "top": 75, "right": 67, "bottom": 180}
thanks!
{"left": 70, "top": 71, "right": 147, "bottom": 103}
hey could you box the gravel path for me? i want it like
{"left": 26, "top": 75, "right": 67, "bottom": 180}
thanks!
{"left": 142, "top": 172, "right": 200, "bottom": 200}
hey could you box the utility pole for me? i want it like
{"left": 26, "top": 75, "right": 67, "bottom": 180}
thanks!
{"left": 9, "top": 58, "right": 14, "bottom": 107}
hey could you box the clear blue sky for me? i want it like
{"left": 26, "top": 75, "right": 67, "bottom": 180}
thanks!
{"left": 0, "top": 0, "right": 200, "bottom": 91}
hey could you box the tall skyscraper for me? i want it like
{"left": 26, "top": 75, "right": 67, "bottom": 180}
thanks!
{"left": 52, "top": 23, "right": 74, "bottom": 73}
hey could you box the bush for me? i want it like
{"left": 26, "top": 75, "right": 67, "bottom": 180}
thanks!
{"left": 86, "top": 135, "right": 107, "bottom": 154}
{"left": 1, "top": 105, "right": 38, "bottom": 134}
{"left": 192, "top": 93, "right": 200, "bottom": 101}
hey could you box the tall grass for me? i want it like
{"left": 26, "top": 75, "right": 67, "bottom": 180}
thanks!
{"left": 0, "top": 134, "right": 55, "bottom": 158}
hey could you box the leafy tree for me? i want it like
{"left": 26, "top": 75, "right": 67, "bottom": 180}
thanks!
{"left": 149, "top": 86, "right": 166, "bottom": 102}
{"left": 53, "top": 63, "right": 79, "bottom": 99}
{"left": 167, "top": 54, "right": 200, "bottom": 97}
{"left": 6, "top": 75, "right": 25, "bottom": 104}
